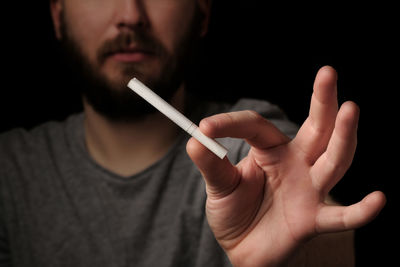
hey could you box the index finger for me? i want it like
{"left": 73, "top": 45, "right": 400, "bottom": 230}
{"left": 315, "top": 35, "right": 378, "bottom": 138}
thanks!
{"left": 199, "top": 110, "right": 290, "bottom": 150}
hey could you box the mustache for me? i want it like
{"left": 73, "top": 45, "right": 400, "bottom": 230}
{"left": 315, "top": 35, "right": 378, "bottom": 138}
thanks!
{"left": 97, "top": 30, "right": 167, "bottom": 63}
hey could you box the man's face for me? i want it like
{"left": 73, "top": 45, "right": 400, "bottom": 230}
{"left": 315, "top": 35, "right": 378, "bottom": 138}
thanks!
{"left": 51, "top": 0, "right": 210, "bottom": 121}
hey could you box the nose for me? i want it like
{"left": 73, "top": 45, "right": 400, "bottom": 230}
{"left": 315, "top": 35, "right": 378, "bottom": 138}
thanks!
{"left": 115, "top": 0, "right": 148, "bottom": 30}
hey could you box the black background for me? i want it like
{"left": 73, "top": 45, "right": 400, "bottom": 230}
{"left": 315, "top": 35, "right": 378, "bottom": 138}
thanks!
{"left": 1, "top": 1, "right": 398, "bottom": 266}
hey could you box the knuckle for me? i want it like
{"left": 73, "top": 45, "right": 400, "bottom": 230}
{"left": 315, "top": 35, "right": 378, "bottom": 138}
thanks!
{"left": 223, "top": 112, "right": 236, "bottom": 125}
{"left": 244, "top": 110, "right": 264, "bottom": 123}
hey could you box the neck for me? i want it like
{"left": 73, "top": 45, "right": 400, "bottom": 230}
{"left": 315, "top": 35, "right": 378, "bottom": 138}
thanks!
{"left": 84, "top": 85, "right": 185, "bottom": 177}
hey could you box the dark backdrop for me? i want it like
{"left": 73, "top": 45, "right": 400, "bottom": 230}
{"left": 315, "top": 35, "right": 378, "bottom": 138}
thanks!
{"left": 1, "top": 1, "right": 398, "bottom": 266}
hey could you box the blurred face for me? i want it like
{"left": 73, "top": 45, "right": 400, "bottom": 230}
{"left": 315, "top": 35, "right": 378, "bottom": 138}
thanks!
{"left": 51, "top": 0, "right": 210, "bottom": 121}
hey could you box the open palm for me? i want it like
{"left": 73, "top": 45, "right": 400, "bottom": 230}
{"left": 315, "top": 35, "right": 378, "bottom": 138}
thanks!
{"left": 187, "top": 66, "right": 386, "bottom": 266}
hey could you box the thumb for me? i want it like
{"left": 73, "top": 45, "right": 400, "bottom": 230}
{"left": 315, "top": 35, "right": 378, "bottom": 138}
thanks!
{"left": 187, "top": 137, "right": 239, "bottom": 199}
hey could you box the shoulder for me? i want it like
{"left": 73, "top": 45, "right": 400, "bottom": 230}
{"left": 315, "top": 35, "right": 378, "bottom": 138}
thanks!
{"left": 0, "top": 113, "right": 83, "bottom": 170}
{"left": 0, "top": 127, "right": 43, "bottom": 164}
{"left": 0, "top": 115, "right": 74, "bottom": 152}
{"left": 229, "top": 98, "right": 280, "bottom": 112}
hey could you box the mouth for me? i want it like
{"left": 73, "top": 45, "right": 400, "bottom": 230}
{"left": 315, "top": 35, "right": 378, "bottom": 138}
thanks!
{"left": 108, "top": 47, "right": 155, "bottom": 63}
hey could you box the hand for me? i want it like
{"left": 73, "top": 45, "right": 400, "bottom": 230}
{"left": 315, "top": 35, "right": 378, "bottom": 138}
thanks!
{"left": 186, "top": 66, "right": 386, "bottom": 267}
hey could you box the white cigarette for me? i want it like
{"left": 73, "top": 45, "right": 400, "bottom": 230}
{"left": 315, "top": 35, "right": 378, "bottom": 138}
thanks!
{"left": 127, "top": 78, "right": 228, "bottom": 159}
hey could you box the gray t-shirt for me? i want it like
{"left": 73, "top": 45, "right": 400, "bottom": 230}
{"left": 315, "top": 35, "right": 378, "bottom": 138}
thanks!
{"left": 0, "top": 98, "right": 298, "bottom": 267}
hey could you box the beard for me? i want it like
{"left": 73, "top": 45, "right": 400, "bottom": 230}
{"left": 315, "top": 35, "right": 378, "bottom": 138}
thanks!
{"left": 59, "top": 13, "right": 200, "bottom": 122}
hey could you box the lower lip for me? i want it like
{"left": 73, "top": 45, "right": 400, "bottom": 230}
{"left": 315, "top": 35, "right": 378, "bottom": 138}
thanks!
{"left": 111, "top": 52, "right": 151, "bottom": 63}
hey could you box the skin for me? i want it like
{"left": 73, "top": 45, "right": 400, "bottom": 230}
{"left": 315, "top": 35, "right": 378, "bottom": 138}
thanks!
{"left": 50, "top": 1, "right": 386, "bottom": 266}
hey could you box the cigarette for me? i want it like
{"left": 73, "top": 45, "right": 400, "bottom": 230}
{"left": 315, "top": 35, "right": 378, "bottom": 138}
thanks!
{"left": 127, "top": 78, "right": 228, "bottom": 159}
